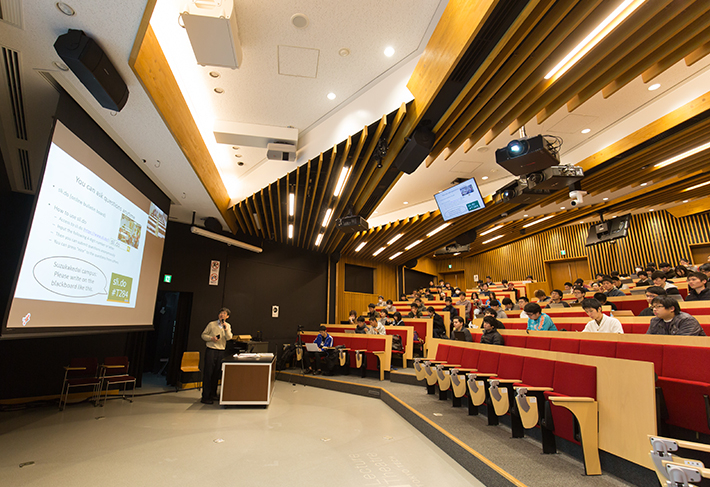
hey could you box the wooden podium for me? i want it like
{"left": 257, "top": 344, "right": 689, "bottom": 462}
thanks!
{"left": 219, "top": 354, "right": 276, "bottom": 406}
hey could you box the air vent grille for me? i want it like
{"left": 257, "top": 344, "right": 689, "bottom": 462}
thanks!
{"left": 2, "top": 47, "right": 27, "bottom": 140}
{"left": 18, "top": 147, "right": 31, "bottom": 191}
{"left": 0, "top": 0, "right": 23, "bottom": 28}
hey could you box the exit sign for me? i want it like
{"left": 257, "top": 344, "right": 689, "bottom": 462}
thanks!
{"left": 448, "top": 264, "right": 452, "bottom": 269}
{"left": 560, "top": 250, "right": 566, "bottom": 256}
{"left": 163, "top": 274, "right": 172, "bottom": 283}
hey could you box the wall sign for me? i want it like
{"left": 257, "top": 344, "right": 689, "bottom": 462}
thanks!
{"left": 209, "top": 260, "right": 220, "bottom": 286}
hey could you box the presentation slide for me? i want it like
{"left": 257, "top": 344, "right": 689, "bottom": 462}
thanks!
{"left": 6, "top": 122, "right": 167, "bottom": 330}
{"left": 434, "top": 178, "right": 486, "bottom": 222}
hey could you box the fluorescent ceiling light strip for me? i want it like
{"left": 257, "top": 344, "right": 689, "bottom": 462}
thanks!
{"left": 482, "top": 235, "right": 504, "bottom": 244}
{"left": 479, "top": 224, "right": 503, "bottom": 236}
{"left": 373, "top": 247, "right": 386, "bottom": 257}
{"left": 522, "top": 214, "right": 555, "bottom": 228}
{"left": 355, "top": 241, "right": 367, "bottom": 252}
{"left": 288, "top": 224, "right": 294, "bottom": 239}
{"left": 544, "top": 0, "right": 644, "bottom": 80}
{"left": 426, "top": 223, "right": 450, "bottom": 237}
{"left": 315, "top": 233, "right": 324, "bottom": 246}
{"left": 387, "top": 233, "right": 403, "bottom": 245}
{"left": 405, "top": 240, "right": 422, "bottom": 251}
{"left": 288, "top": 193, "right": 295, "bottom": 216}
{"left": 389, "top": 252, "right": 403, "bottom": 260}
{"left": 654, "top": 141, "right": 710, "bottom": 169}
{"left": 322, "top": 208, "right": 333, "bottom": 227}
{"left": 684, "top": 180, "right": 710, "bottom": 192}
{"left": 333, "top": 166, "right": 351, "bottom": 197}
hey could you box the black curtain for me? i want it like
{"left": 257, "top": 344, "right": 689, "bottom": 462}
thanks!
{"left": 165, "top": 292, "right": 194, "bottom": 387}
{"left": 125, "top": 331, "right": 148, "bottom": 388}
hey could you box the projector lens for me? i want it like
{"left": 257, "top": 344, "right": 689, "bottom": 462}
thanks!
{"left": 507, "top": 139, "right": 528, "bottom": 158}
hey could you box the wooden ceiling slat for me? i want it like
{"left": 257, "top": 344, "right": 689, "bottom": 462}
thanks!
{"left": 301, "top": 151, "right": 324, "bottom": 248}
{"left": 642, "top": 23, "right": 710, "bottom": 84}
{"left": 297, "top": 158, "right": 313, "bottom": 247}
{"left": 306, "top": 153, "right": 331, "bottom": 251}
{"left": 387, "top": 103, "right": 408, "bottom": 144}
{"left": 245, "top": 196, "right": 263, "bottom": 239}
{"left": 238, "top": 201, "right": 254, "bottom": 235}
{"left": 685, "top": 39, "right": 710, "bottom": 66}
{"left": 267, "top": 183, "right": 278, "bottom": 242}
{"left": 349, "top": 115, "right": 387, "bottom": 209}
{"left": 259, "top": 189, "right": 271, "bottom": 240}
{"left": 232, "top": 206, "right": 247, "bottom": 234}
{"left": 276, "top": 177, "right": 284, "bottom": 243}
{"left": 293, "top": 165, "right": 301, "bottom": 243}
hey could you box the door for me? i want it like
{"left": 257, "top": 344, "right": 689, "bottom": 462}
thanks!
{"left": 546, "top": 258, "right": 591, "bottom": 291}
{"left": 690, "top": 243, "right": 710, "bottom": 266}
{"left": 441, "top": 271, "right": 465, "bottom": 289}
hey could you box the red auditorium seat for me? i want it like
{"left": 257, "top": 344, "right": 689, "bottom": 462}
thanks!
{"left": 549, "top": 338, "right": 580, "bottom": 354}
{"left": 579, "top": 340, "right": 616, "bottom": 358}
{"left": 526, "top": 336, "right": 551, "bottom": 351}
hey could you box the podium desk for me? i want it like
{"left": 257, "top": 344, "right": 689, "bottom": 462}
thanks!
{"left": 220, "top": 354, "right": 276, "bottom": 406}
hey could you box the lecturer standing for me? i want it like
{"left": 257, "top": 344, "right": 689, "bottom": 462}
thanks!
{"left": 200, "top": 307, "right": 233, "bottom": 404}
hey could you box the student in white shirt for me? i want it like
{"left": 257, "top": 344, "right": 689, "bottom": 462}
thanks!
{"left": 581, "top": 298, "right": 623, "bottom": 333}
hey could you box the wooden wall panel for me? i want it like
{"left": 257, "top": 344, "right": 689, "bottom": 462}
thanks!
{"left": 336, "top": 256, "right": 397, "bottom": 322}
{"left": 433, "top": 210, "right": 710, "bottom": 283}
{"left": 411, "top": 257, "right": 438, "bottom": 277}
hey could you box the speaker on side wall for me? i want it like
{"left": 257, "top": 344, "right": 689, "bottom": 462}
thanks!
{"left": 404, "top": 259, "right": 418, "bottom": 269}
{"left": 393, "top": 126, "right": 435, "bottom": 174}
{"left": 330, "top": 252, "right": 341, "bottom": 264}
{"left": 54, "top": 29, "right": 129, "bottom": 112}
{"left": 455, "top": 229, "right": 477, "bottom": 246}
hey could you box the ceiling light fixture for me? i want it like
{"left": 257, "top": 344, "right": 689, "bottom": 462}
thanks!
{"left": 384, "top": 46, "right": 395, "bottom": 57}
{"left": 654, "top": 141, "right": 710, "bottom": 168}
{"left": 403, "top": 201, "right": 408, "bottom": 205}
{"left": 523, "top": 214, "right": 555, "bottom": 228}
{"left": 544, "top": 0, "right": 645, "bottom": 81}
{"left": 327, "top": 92, "right": 336, "bottom": 100}
{"left": 427, "top": 223, "right": 450, "bottom": 237}
{"left": 214, "top": 87, "right": 225, "bottom": 94}
{"left": 560, "top": 206, "right": 566, "bottom": 210}
{"left": 288, "top": 224, "right": 294, "bottom": 239}
{"left": 649, "top": 209, "right": 654, "bottom": 212}
{"left": 482, "top": 235, "right": 505, "bottom": 244}
{"left": 453, "top": 252, "right": 461, "bottom": 256}
{"left": 405, "top": 240, "right": 422, "bottom": 251}
{"left": 389, "top": 251, "right": 403, "bottom": 260}
{"left": 339, "top": 48, "right": 351, "bottom": 57}
{"left": 648, "top": 83, "right": 661, "bottom": 91}
{"left": 333, "top": 167, "right": 350, "bottom": 197}
{"left": 322, "top": 208, "right": 333, "bottom": 227}
{"left": 209, "top": 71, "right": 221, "bottom": 78}
{"left": 481, "top": 176, "right": 489, "bottom": 180}
{"left": 523, "top": 214, "right": 529, "bottom": 217}
{"left": 55, "top": 2, "right": 75, "bottom": 16}
{"left": 291, "top": 13, "right": 309, "bottom": 28}
{"left": 479, "top": 225, "right": 503, "bottom": 236}
{"left": 315, "top": 234, "right": 324, "bottom": 246}
{"left": 373, "top": 247, "right": 386, "bottom": 257}
{"left": 684, "top": 180, "right": 710, "bottom": 192}
{"left": 640, "top": 182, "right": 647, "bottom": 186}
{"left": 683, "top": 200, "right": 689, "bottom": 203}
{"left": 387, "top": 234, "right": 403, "bottom": 245}
{"left": 288, "top": 193, "right": 295, "bottom": 216}
{"left": 581, "top": 128, "right": 591, "bottom": 134}
{"left": 355, "top": 242, "right": 367, "bottom": 252}
{"left": 603, "top": 197, "right": 609, "bottom": 201}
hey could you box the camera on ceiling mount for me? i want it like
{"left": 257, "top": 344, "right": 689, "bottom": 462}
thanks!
{"left": 569, "top": 190, "right": 587, "bottom": 206}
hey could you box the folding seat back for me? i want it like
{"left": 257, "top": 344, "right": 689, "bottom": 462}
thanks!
{"left": 349, "top": 337, "right": 367, "bottom": 351}
{"left": 367, "top": 338, "right": 385, "bottom": 352}
{"left": 476, "top": 351, "right": 500, "bottom": 374}
{"left": 471, "top": 332, "right": 482, "bottom": 342}
{"left": 621, "top": 323, "right": 634, "bottom": 334}
{"left": 496, "top": 354, "right": 524, "bottom": 380}
{"left": 447, "top": 346, "right": 464, "bottom": 365}
{"left": 526, "top": 336, "right": 551, "bottom": 351}
{"left": 570, "top": 323, "right": 586, "bottom": 332}
{"left": 434, "top": 344, "right": 451, "bottom": 361}
{"left": 520, "top": 357, "right": 555, "bottom": 387}
{"left": 579, "top": 339, "right": 616, "bottom": 358}
{"left": 632, "top": 323, "right": 650, "bottom": 334}
{"left": 338, "top": 336, "right": 351, "bottom": 349}
{"left": 546, "top": 362, "right": 597, "bottom": 444}
{"left": 460, "top": 348, "right": 480, "bottom": 369}
{"left": 549, "top": 338, "right": 580, "bottom": 354}
{"left": 662, "top": 346, "right": 710, "bottom": 382}
{"left": 615, "top": 342, "right": 663, "bottom": 376}
{"left": 505, "top": 335, "right": 527, "bottom": 348}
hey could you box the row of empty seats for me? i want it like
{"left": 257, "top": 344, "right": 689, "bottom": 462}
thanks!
{"left": 59, "top": 356, "right": 136, "bottom": 410}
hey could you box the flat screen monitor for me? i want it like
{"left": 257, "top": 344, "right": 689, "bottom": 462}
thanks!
{"left": 434, "top": 178, "right": 486, "bottom": 222}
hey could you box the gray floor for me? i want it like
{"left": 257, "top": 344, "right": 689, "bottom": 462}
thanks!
{"left": 0, "top": 381, "right": 485, "bottom": 487}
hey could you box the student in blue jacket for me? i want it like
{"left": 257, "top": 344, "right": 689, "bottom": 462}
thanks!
{"left": 306, "top": 326, "right": 334, "bottom": 374}
{"left": 523, "top": 303, "right": 557, "bottom": 331}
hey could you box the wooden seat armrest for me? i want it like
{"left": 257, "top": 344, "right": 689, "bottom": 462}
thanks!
{"left": 472, "top": 373, "right": 497, "bottom": 377}
{"left": 426, "top": 360, "right": 447, "bottom": 364}
{"left": 64, "top": 366, "right": 86, "bottom": 371}
{"left": 102, "top": 365, "right": 124, "bottom": 369}
{"left": 649, "top": 435, "right": 710, "bottom": 454}
{"left": 548, "top": 396, "right": 594, "bottom": 403}
{"left": 353, "top": 349, "right": 367, "bottom": 352}
{"left": 439, "top": 363, "right": 461, "bottom": 368}
{"left": 456, "top": 368, "right": 477, "bottom": 372}
{"left": 491, "top": 378, "right": 521, "bottom": 384}
{"left": 372, "top": 351, "right": 385, "bottom": 355}
{"left": 515, "top": 386, "right": 553, "bottom": 392}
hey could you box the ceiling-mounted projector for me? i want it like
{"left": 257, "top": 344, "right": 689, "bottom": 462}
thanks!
{"left": 495, "top": 135, "right": 560, "bottom": 176}
{"left": 266, "top": 143, "right": 296, "bottom": 162}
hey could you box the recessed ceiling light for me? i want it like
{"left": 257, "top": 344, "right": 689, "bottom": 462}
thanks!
{"left": 453, "top": 252, "right": 460, "bottom": 256}
{"left": 476, "top": 146, "right": 489, "bottom": 153}
{"left": 315, "top": 234, "right": 324, "bottom": 246}
{"left": 480, "top": 225, "right": 503, "bottom": 236}
{"left": 405, "top": 240, "right": 422, "bottom": 251}
{"left": 683, "top": 200, "right": 689, "bottom": 203}
{"left": 53, "top": 61, "right": 69, "bottom": 71}
{"left": 581, "top": 128, "right": 591, "bottom": 134}
{"left": 209, "top": 71, "right": 221, "bottom": 78}
{"left": 523, "top": 214, "right": 529, "bottom": 217}
{"left": 481, "top": 176, "right": 489, "bottom": 180}
{"left": 384, "top": 46, "right": 395, "bottom": 57}
{"left": 640, "top": 182, "right": 647, "bottom": 186}
{"left": 389, "top": 251, "right": 403, "bottom": 260}
{"left": 289, "top": 193, "right": 295, "bottom": 216}
{"left": 523, "top": 214, "right": 555, "bottom": 228}
{"left": 333, "top": 167, "right": 351, "bottom": 197}
{"left": 560, "top": 206, "right": 566, "bottom": 210}
{"left": 654, "top": 141, "right": 710, "bottom": 168}
{"left": 234, "top": 154, "right": 242, "bottom": 158}
{"left": 355, "top": 242, "right": 367, "bottom": 252}
{"left": 288, "top": 224, "right": 294, "bottom": 239}
{"left": 603, "top": 197, "right": 609, "bottom": 201}
{"left": 648, "top": 83, "right": 661, "bottom": 91}
{"left": 403, "top": 201, "right": 408, "bottom": 205}
{"left": 649, "top": 209, "right": 654, "bottom": 212}
{"left": 322, "top": 208, "right": 333, "bottom": 227}
{"left": 387, "top": 234, "right": 403, "bottom": 245}
{"left": 684, "top": 180, "right": 710, "bottom": 191}
{"left": 339, "top": 48, "right": 351, "bottom": 57}
{"left": 427, "top": 223, "right": 450, "bottom": 237}
{"left": 291, "top": 13, "right": 309, "bottom": 28}
{"left": 231, "top": 146, "right": 240, "bottom": 150}
{"left": 373, "top": 247, "right": 386, "bottom": 257}
{"left": 482, "top": 235, "right": 505, "bottom": 244}
{"left": 214, "top": 87, "right": 225, "bottom": 94}
{"left": 56, "top": 2, "right": 75, "bottom": 16}
{"left": 327, "top": 92, "right": 336, "bottom": 100}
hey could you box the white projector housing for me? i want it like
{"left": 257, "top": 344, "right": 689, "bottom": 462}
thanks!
{"left": 182, "top": 0, "right": 243, "bottom": 69}
{"left": 266, "top": 143, "right": 297, "bottom": 162}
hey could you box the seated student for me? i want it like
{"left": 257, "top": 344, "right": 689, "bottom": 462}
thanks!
{"left": 639, "top": 286, "right": 667, "bottom": 316}
{"left": 595, "top": 272, "right": 605, "bottom": 283}
{"left": 501, "top": 297, "right": 515, "bottom": 311}
{"left": 457, "top": 292, "right": 472, "bottom": 319}
{"left": 376, "top": 309, "right": 392, "bottom": 328}
{"left": 679, "top": 258, "right": 697, "bottom": 272}
{"left": 452, "top": 287, "right": 462, "bottom": 298}
{"left": 377, "top": 295, "right": 386, "bottom": 307}
{"left": 594, "top": 292, "right": 617, "bottom": 311}
{"left": 450, "top": 316, "right": 472, "bottom": 342}
{"left": 406, "top": 303, "right": 422, "bottom": 318}
{"left": 369, "top": 312, "right": 387, "bottom": 335}
{"left": 485, "top": 276, "right": 494, "bottom": 286}
{"left": 525, "top": 275, "right": 534, "bottom": 282}
{"left": 482, "top": 307, "right": 505, "bottom": 329}
{"left": 569, "top": 286, "right": 587, "bottom": 307}
{"left": 573, "top": 278, "right": 589, "bottom": 292}
{"left": 366, "top": 303, "right": 378, "bottom": 321}
{"left": 581, "top": 298, "right": 623, "bottom": 333}
{"left": 384, "top": 299, "right": 396, "bottom": 315}
{"left": 426, "top": 306, "right": 446, "bottom": 338}
{"left": 391, "top": 311, "right": 405, "bottom": 326}
{"left": 700, "top": 263, "right": 710, "bottom": 280}
{"left": 305, "top": 325, "right": 334, "bottom": 375}
{"left": 400, "top": 293, "right": 409, "bottom": 301}
{"left": 647, "top": 296, "right": 707, "bottom": 336}
{"left": 480, "top": 316, "right": 505, "bottom": 345}
{"left": 674, "top": 265, "right": 690, "bottom": 279}
{"left": 659, "top": 262, "right": 676, "bottom": 279}
{"left": 347, "top": 310, "right": 358, "bottom": 324}
{"left": 545, "top": 289, "right": 570, "bottom": 308}
{"left": 590, "top": 281, "right": 601, "bottom": 291}
{"left": 563, "top": 282, "right": 574, "bottom": 294}
{"left": 651, "top": 270, "right": 680, "bottom": 294}
{"left": 524, "top": 303, "right": 557, "bottom": 331}
{"left": 686, "top": 271, "right": 710, "bottom": 301}
{"left": 442, "top": 296, "right": 459, "bottom": 319}
{"left": 479, "top": 283, "right": 492, "bottom": 297}
{"left": 601, "top": 275, "right": 626, "bottom": 296}
{"left": 438, "top": 279, "right": 445, "bottom": 289}
{"left": 534, "top": 289, "right": 551, "bottom": 303}
{"left": 516, "top": 296, "right": 530, "bottom": 318}
{"left": 612, "top": 276, "right": 629, "bottom": 291}
{"left": 355, "top": 316, "right": 369, "bottom": 334}
{"left": 635, "top": 270, "right": 652, "bottom": 287}
{"left": 503, "top": 280, "right": 519, "bottom": 300}
{"left": 487, "top": 299, "right": 508, "bottom": 319}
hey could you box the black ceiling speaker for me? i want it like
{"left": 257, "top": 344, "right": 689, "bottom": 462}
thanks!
{"left": 404, "top": 259, "right": 418, "bottom": 269}
{"left": 393, "top": 126, "right": 435, "bottom": 174}
{"left": 330, "top": 252, "right": 341, "bottom": 264}
{"left": 54, "top": 29, "right": 129, "bottom": 111}
{"left": 203, "top": 217, "right": 222, "bottom": 233}
{"left": 455, "top": 229, "right": 477, "bottom": 246}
